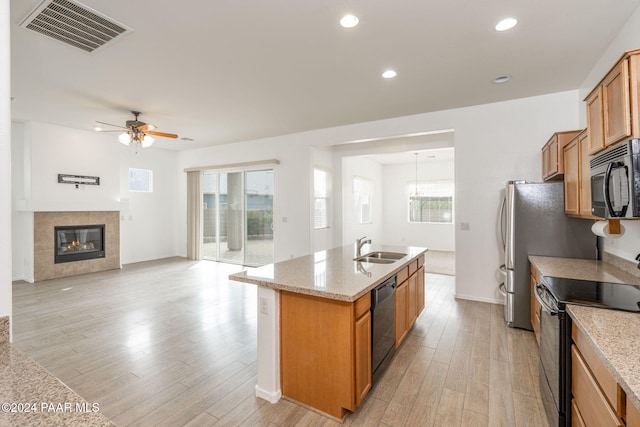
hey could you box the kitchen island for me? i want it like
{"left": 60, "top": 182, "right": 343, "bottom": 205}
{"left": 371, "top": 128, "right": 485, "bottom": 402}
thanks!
{"left": 229, "top": 244, "right": 427, "bottom": 419}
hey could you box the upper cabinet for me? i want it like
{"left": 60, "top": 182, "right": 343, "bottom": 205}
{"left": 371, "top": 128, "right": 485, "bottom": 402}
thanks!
{"left": 542, "top": 130, "right": 582, "bottom": 181}
{"left": 585, "top": 49, "right": 640, "bottom": 154}
{"left": 563, "top": 130, "right": 594, "bottom": 218}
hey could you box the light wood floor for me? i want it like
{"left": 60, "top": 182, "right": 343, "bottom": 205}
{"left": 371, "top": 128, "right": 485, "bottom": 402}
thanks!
{"left": 12, "top": 258, "right": 548, "bottom": 426}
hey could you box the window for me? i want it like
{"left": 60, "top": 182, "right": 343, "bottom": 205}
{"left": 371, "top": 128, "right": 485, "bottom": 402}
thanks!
{"left": 353, "top": 176, "right": 373, "bottom": 224}
{"left": 314, "top": 168, "right": 330, "bottom": 229}
{"left": 128, "top": 168, "right": 153, "bottom": 192}
{"left": 408, "top": 181, "right": 454, "bottom": 223}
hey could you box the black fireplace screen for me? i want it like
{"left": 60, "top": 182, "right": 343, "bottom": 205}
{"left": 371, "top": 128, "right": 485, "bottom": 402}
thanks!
{"left": 54, "top": 224, "right": 105, "bottom": 264}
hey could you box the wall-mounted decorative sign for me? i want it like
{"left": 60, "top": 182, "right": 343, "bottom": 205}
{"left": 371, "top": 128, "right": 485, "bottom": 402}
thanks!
{"left": 58, "top": 174, "right": 100, "bottom": 185}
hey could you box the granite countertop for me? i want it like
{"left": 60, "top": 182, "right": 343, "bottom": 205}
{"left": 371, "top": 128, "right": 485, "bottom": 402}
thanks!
{"left": 229, "top": 244, "right": 428, "bottom": 302}
{"left": 0, "top": 343, "right": 115, "bottom": 427}
{"left": 529, "top": 255, "right": 640, "bottom": 285}
{"left": 528, "top": 255, "right": 640, "bottom": 412}
{"left": 568, "top": 305, "right": 640, "bottom": 410}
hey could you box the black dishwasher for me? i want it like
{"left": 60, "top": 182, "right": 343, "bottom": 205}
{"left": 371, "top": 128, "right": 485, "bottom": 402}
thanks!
{"left": 371, "top": 275, "right": 396, "bottom": 381}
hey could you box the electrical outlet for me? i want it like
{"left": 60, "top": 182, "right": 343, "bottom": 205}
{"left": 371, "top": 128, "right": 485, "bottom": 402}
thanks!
{"left": 259, "top": 297, "right": 268, "bottom": 315}
{"left": 460, "top": 222, "right": 470, "bottom": 231}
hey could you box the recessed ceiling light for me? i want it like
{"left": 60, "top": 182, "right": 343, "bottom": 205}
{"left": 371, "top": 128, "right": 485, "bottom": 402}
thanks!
{"left": 94, "top": 126, "right": 102, "bottom": 132}
{"left": 495, "top": 18, "right": 518, "bottom": 31}
{"left": 492, "top": 75, "right": 512, "bottom": 84}
{"left": 382, "top": 70, "right": 397, "bottom": 79}
{"left": 340, "top": 14, "right": 359, "bottom": 28}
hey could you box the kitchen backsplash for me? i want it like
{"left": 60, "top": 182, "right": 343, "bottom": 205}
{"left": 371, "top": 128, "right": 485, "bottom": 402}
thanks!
{"left": 603, "top": 251, "right": 640, "bottom": 280}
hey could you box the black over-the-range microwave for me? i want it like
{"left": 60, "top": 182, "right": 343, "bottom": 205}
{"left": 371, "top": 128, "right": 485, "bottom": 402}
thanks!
{"left": 590, "top": 139, "right": 640, "bottom": 218}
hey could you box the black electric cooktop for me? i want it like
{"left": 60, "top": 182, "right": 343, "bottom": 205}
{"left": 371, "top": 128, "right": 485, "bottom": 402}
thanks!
{"left": 542, "top": 276, "right": 640, "bottom": 313}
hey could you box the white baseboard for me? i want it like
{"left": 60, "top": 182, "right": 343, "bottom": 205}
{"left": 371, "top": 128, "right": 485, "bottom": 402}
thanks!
{"left": 12, "top": 275, "right": 33, "bottom": 284}
{"left": 255, "top": 385, "right": 281, "bottom": 404}
{"left": 454, "top": 293, "right": 503, "bottom": 305}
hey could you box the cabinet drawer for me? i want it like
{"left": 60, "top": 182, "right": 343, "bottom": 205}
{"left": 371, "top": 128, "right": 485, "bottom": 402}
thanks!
{"left": 354, "top": 292, "right": 371, "bottom": 319}
{"left": 408, "top": 260, "right": 418, "bottom": 276}
{"left": 572, "top": 324, "right": 618, "bottom": 409}
{"left": 571, "top": 345, "right": 623, "bottom": 427}
{"left": 417, "top": 254, "right": 425, "bottom": 268}
{"left": 396, "top": 266, "right": 409, "bottom": 284}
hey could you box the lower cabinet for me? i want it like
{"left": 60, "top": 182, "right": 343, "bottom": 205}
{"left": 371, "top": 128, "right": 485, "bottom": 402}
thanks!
{"left": 395, "top": 256, "right": 426, "bottom": 348}
{"left": 628, "top": 396, "right": 640, "bottom": 427}
{"left": 280, "top": 291, "right": 371, "bottom": 418}
{"left": 571, "top": 323, "right": 627, "bottom": 427}
{"left": 530, "top": 265, "right": 541, "bottom": 345}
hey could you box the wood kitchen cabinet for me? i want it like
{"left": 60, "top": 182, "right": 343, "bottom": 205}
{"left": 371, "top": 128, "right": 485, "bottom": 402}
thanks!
{"left": 627, "top": 395, "right": 640, "bottom": 427}
{"left": 585, "top": 49, "right": 640, "bottom": 154}
{"left": 542, "top": 130, "right": 581, "bottom": 181}
{"left": 395, "top": 255, "right": 426, "bottom": 348}
{"left": 563, "top": 130, "right": 594, "bottom": 218}
{"left": 280, "top": 291, "right": 371, "bottom": 418}
{"left": 530, "top": 264, "right": 541, "bottom": 346}
{"left": 572, "top": 323, "right": 626, "bottom": 427}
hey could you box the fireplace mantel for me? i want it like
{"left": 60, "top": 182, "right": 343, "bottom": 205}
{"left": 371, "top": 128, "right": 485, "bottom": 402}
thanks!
{"left": 14, "top": 199, "right": 129, "bottom": 212}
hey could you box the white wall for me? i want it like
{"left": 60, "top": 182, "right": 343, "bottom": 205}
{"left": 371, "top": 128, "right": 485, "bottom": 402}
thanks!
{"left": 310, "top": 147, "right": 334, "bottom": 252}
{"left": 579, "top": 6, "right": 640, "bottom": 263}
{"left": 381, "top": 157, "right": 455, "bottom": 251}
{"left": 119, "top": 148, "right": 179, "bottom": 264}
{"left": 341, "top": 156, "right": 384, "bottom": 246}
{"left": 1, "top": 0, "right": 12, "bottom": 321}
{"left": 28, "top": 121, "right": 120, "bottom": 204}
{"left": 10, "top": 122, "right": 32, "bottom": 281}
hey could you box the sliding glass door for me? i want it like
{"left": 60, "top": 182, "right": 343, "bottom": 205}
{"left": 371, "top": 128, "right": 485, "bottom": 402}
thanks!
{"left": 202, "top": 169, "right": 273, "bottom": 266}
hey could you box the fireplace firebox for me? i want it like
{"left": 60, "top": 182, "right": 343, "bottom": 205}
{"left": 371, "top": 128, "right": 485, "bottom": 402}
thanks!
{"left": 54, "top": 224, "right": 105, "bottom": 264}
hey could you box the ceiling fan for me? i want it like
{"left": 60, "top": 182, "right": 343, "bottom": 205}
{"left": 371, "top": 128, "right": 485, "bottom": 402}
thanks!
{"left": 96, "top": 111, "right": 178, "bottom": 148}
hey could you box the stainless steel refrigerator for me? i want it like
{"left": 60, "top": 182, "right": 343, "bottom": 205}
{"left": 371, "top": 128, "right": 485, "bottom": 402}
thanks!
{"left": 499, "top": 181, "right": 599, "bottom": 329}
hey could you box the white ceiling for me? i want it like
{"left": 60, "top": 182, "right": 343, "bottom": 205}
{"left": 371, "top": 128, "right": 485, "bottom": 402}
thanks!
{"left": 363, "top": 147, "right": 454, "bottom": 166}
{"left": 10, "top": 0, "right": 640, "bottom": 151}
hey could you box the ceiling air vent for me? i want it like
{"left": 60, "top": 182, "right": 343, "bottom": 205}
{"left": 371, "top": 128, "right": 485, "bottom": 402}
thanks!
{"left": 19, "top": 0, "right": 132, "bottom": 53}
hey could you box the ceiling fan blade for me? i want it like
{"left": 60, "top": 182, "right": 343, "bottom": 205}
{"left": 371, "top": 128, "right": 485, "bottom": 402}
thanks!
{"left": 137, "top": 124, "right": 157, "bottom": 131}
{"left": 147, "top": 130, "right": 178, "bottom": 139}
{"left": 95, "top": 120, "right": 127, "bottom": 129}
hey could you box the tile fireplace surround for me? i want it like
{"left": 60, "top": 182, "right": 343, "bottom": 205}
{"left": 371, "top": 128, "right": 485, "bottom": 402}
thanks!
{"left": 34, "top": 211, "right": 120, "bottom": 281}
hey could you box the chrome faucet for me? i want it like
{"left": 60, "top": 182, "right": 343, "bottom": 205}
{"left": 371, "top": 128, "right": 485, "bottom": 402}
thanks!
{"left": 356, "top": 236, "right": 371, "bottom": 257}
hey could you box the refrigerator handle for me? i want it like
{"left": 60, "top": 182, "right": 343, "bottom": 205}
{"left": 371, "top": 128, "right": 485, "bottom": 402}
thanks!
{"left": 505, "top": 184, "right": 515, "bottom": 269}
{"left": 499, "top": 196, "right": 506, "bottom": 249}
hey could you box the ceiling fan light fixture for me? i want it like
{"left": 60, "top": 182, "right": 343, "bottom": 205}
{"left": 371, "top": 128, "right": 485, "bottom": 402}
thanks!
{"left": 141, "top": 134, "right": 155, "bottom": 148}
{"left": 118, "top": 132, "right": 132, "bottom": 145}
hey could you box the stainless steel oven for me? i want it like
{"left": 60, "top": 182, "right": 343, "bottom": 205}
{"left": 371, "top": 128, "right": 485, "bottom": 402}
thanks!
{"left": 590, "top": 139, "right": 640, "bottom": 218}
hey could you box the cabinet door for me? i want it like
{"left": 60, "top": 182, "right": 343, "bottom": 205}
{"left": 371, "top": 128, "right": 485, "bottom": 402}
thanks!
{"left": 395, "top": 281, "right": 408, "bottom": 348}
{"left": 417, "top": 266, "right": 425, "bottom": 315}
{"left": 354, "top": 310, "right": 371, "bottom": 407}
{"left": 530, "top": 274, "right": 540, "bottom": 346}
{"left": 407, "top": 273, "right": 417, "bottom": 328}
{"left": 563, "top": 138, "right": 579, "bottom": 215}
{"left": 627, "top": 396, "right": 640, "bottom": 427}
{"left": 586, "top": 87, "right": 606, "bottom": 154}
{"left": 549, "top": 137, "right": 559, "bottom": 176}
{"left": 578, "top": 131, "right": 592, "bottom": 217}
{"left": 542, "top": 144, "right": 550, "bottom": 179}
{"left": 603, "top": 58, "right": 631, "bottom": 147}
{"left": 571, "top": 345, "right": 623, "bottom": 427}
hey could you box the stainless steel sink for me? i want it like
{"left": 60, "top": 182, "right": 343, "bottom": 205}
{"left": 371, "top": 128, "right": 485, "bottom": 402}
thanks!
{"left": 354, "top": 256, "right": 395, "bottom": 264}
{"left": 353, "top": 251, "right": 407, "bottom": 263}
